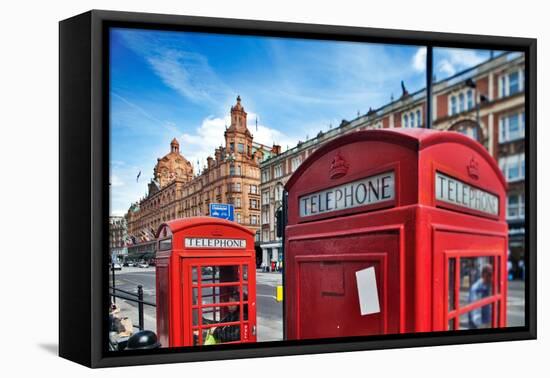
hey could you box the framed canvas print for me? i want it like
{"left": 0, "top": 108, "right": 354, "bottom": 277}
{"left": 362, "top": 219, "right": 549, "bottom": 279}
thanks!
{"left": 59, "top": 9, "right": 536, "bottom": 368}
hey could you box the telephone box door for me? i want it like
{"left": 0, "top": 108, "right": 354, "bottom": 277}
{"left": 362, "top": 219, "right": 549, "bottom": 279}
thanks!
{"left": 182, "top": 258, "right": 256, "bottom": 346}
{"left": 288, "top": 231, "right": 401, "bottom": 339}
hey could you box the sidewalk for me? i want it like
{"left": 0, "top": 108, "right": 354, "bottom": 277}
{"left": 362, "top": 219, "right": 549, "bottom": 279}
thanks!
{"left": 113, "top": 297, "right": 157, "bottom": 334}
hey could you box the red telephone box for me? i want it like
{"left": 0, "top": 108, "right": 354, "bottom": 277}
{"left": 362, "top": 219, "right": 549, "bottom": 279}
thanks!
{"left": 284, "top": 129, "right": 508, "bottom": 340}
{"left": 155, "top": 217, "right": 257, "bottom": 347}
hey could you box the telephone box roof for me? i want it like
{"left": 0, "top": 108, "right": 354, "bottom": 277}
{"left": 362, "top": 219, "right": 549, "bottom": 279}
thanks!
{"left": 157, "top": 216, "right": 255, "bottom": 237}
{"left": 285, "top": 128, "right": 507, "bottom": 191}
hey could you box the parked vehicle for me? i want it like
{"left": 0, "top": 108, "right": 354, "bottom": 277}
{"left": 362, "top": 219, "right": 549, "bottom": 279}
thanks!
{"left": 138, "top": 262, "right": 149, "bottom": 268}
{"left": 112, "top": 263, "right": 122, "bottom": 271}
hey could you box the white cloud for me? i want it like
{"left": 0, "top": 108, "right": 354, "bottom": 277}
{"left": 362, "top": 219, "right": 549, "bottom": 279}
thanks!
{"left": 118, "top": 30, "right": 232, "bottom": 106}
{"left": 177, "top": 111, "right": 302, "bottom": 170}
{"left": 147, "top": 50, "right": 231, "bottom": 105}
{"left": 180, "top": 116, "right": 228, "bottom": 170}
{"left": 110, "top": 174, "right": 124, "bottom": 187}
{"left": 438, "top": 59, "right": 457, "bottom": 76}
{"left": 435, "top": 48, "right": 488, "bottom": 78}
{"left": 412, "top": 47, "right": 427, "bottom": 72}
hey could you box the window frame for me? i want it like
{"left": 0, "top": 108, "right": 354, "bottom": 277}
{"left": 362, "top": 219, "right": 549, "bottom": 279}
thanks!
{"left": 445, "top": 253, "right": 502, "bottom": 331}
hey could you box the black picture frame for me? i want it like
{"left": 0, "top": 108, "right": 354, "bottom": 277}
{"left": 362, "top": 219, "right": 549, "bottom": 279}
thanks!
{"left": 59, "top": 9, "right": 537, "bottom": 368}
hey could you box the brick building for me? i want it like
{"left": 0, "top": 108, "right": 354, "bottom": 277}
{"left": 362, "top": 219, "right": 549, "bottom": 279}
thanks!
{"left": 126, "top": 96, "right": 278, "bottom": 247}
{"left": 259, "top": 51, "right": 525, "bottom": 269}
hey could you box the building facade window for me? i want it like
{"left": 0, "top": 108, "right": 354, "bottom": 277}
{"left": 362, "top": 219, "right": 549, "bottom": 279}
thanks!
{"left": 458, "top": 126, "right": 479, "bottom": 141}
{"left": 262, "top": 190, "right": 270, "bottom": 205}
{"left": 238, "top": 143, "right": 245, "bottom": 153}
{"left": 499, "top": 153, "right": 525, "bottom": 182}
{"left": 274, "top": 164, "right": 283, "bottom": 178}
{"left": 250, "top": 199, "right": 259, "bottom": 209}
{"left": 467, "top": 89, "right": 474, "bottom": 110}
{"left": 499, "top": 112, "right": 525, "bottom": 143}
{"left": 229, "top": 164, "right": 235, "bottom": 176}
{"left": 249, "top": 184, "right": 258, "bottom": 194}
{"left": 262, "top": 229, "right": 269, "bottom": 242}
{"left": 262, "top": 210, "right": 269, "bottom": 225}
{"left": 234, "top": 197, "right": 241, "bottom": 208}
{"left": 449, "top": 89, "right": 475, "bottom": 116}
{"left": 291, "top": 156, "right": 302, "bottom": 172}
{"left": 402, "top": 107, "right": 422, "bottom": 128}
{"left": 236, "top": 213, "right": 241, "bottom": 223}
{"left": 250, "top": 214, "right": 259, "bottom": 225}
{"left": 274, "top": 185, "right": 283, "bottom": 202}
{"left": 261, "top": 169, "right": 270, "bottom": 183}
{"left": 507, "top": 193, "right": 525, "bottom": 220}
{"left": 499, "top": 69, "right": 524, "bottom": 98}
{"left": 451, "top": 96, "right": 457, "bottom": 115}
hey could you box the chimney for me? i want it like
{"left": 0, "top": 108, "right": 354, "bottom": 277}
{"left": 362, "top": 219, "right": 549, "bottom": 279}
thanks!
{"left": 272, "top": 144, "right": 281, "bottom": 155}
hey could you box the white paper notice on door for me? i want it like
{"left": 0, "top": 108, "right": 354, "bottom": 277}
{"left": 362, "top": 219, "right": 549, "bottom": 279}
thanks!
{"left": 355, "top": 267, "right": 380, "bottom": 316}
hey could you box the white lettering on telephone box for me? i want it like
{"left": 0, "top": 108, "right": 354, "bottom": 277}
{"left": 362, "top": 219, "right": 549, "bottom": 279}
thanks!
{"left": 299, "top": 171, "right": 395, "bottom": 217}
{"left": 435, "top": 172, "right": 499, "bottom": 216}
{"left": 185, "top": 238, "right": 246, "bottom": 249}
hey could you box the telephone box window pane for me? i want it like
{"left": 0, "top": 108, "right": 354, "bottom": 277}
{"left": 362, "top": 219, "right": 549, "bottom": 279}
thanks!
{"left": 192, "top": 308, "right": 199, "bottom": 326}
{"left": 459, "top": 256, "right": 494, "bottom": 308}
{"left": 217, "top": 265, "right": 240, "bottom": 283}
{"left": 200, "top": 285, "right": 241, "bottom": 306}
{"left": 202, "top": 306, "right": 222, "bottom": 324}
{"left": 459, "top": 306, "right": 493, "bottom": 329}
{"left": 201, "top": 266, "right": 220, "bottom": 283}
{"left": 192, "top": 267, "right": 198, "bottom": 284}
{"left": 202, "top": 305, "right": 241, "bottom": 324}
{"left": 242, "top": 264, "right": 248, "bottom": 281}
{"left": 242, "top": 284, "right": 248, "bottom": 299}
{"left": 200, "top": 286, "right": 221, "bottom": 305}
{"left": 448, "top": 258, "right": 456, "bottom": 311}
{"left": 448, "top": 319, "right": 455, "bottom": 330}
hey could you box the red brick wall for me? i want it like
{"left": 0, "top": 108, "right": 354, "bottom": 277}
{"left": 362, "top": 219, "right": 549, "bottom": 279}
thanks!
{"left": 436, "top": 93, "right": 448, "bottom": 119}
{"left": 477, "top": 76, "right": 489, "bottom": 98}
{"left": 394, "top": 112, "right": 402, "bottom": 128}
{"left": 382, "top": 116, "right": 390, "bottom": 129}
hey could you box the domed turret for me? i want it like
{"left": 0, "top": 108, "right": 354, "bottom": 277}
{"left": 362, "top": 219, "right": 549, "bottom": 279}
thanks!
{"left": 153, "top": 138, "right": 194, "bottom": 188}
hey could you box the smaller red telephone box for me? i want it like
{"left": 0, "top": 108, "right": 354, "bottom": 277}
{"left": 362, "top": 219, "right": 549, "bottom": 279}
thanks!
{"left": 284, "top": 129, "right": 508, "bottom": 340}
{"left": 155, "top": 217, "right": 257, "bottom": 347}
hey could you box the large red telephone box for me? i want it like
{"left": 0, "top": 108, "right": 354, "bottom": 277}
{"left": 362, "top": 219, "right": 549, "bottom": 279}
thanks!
{"left": 284, "top": 129, "right": 508, "bottom": 340}
{"left": 155, "top": 217, "right": 257, "bottom": 347}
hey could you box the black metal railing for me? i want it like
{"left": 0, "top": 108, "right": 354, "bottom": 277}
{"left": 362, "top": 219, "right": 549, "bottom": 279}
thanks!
{"left": 109, "top": 285, "right": 156, "bottom": 331}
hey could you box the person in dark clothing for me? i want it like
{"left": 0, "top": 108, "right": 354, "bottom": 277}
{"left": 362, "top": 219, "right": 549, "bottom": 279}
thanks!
{"left": 212, "top": 292, "right": 248, "bottom": 343}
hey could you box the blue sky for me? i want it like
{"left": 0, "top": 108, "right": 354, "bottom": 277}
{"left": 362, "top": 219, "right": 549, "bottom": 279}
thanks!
{"left": 109, "top": 27, "right": 497, "bottom": 216}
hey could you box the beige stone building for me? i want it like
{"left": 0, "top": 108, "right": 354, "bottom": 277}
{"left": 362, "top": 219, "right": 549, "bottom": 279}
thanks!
{"left": 127, "top": 97, "right": 278, "bottom": 247}
{"left": 260, "top": 51, "right": 525, "bottom": 270}
{"left": 109, "top": 216, "right": 127, "bottom": 261}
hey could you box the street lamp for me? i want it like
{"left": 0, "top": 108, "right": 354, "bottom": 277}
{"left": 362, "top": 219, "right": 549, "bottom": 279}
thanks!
{"left": 465, "top": 78, "right": 481, "bottom": 136}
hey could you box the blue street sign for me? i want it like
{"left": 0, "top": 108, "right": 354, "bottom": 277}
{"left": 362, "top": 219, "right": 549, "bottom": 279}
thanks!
{"left": 209, "top": 203, "right": 235, "bottom": 221}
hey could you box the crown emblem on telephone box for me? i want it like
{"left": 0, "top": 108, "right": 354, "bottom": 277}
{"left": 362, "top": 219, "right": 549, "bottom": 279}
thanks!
{"left": 329, "top": 152, "right": 350, "bottom": 180}
{"left": 467, "top": 157, "right": 479, "bottom": 180}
